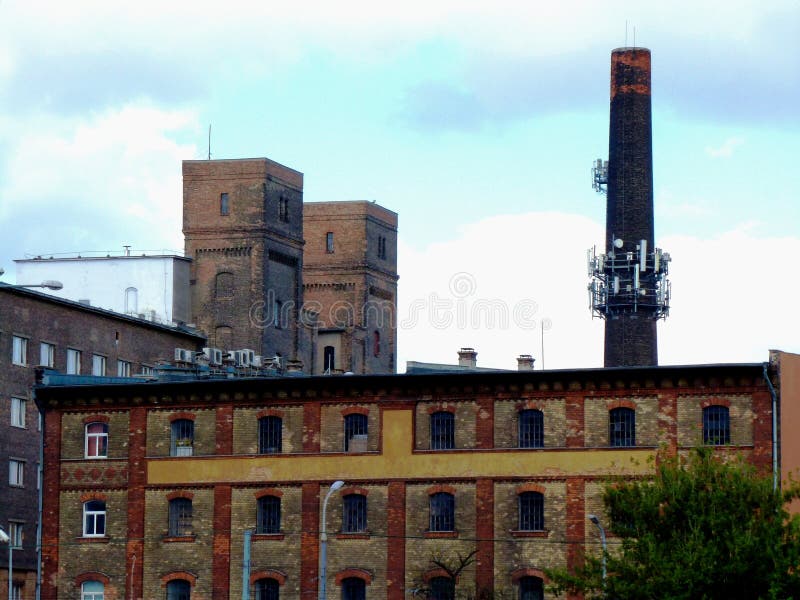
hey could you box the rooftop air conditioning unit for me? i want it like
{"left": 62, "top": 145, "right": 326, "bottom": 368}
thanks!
{"left": 203, "top": 347, "right": 223, "bottom": 366}
{"left": 252, "top": 355, "right": 263, "bottom": 368}
{"left": 174, "top": 348, "right": 194, "bottom": 363}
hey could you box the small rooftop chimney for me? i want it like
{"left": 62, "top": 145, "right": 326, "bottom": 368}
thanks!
{"left": 517, "top": 355, "right": 535, "bottom": 371}
{"left": 458, "top": 347, "right": 477, "bottom": 368}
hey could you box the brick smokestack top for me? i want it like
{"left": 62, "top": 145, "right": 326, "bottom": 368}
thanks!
{"left": 605, "top": 47, "right": 657, "bottom": 367}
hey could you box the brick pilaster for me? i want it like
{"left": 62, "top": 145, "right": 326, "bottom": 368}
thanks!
{"left": 566, "top": 391, "right": 585, "bottom": 447}
{"left": 658, "top": 390, "right": 678, "bottom": 459}
{"left": 216, "top": 404, "right": 234, "bottom": 455}
{"left": 565, "top": 477, "right": 585, "bottom": 600}
{"left": 40, "top": 410, "right": 62, "bottom": 600}
{"left": 212, "top": 485, "right": 232, "bottom": 599}
{"left": 475, "top": 398, "right": 494, "bottom": 449}
{"left": 300, "top": 482, "right": 320, "bottom": 598}
{"left": 386, "top": 481, "right": 406, "bottom": 600}
{"left": 126, "top": 407, "right": 147, "bottom": 600}
{"left": 475, "top": 479, "right": 494, "bottom": 593}
{"left": 303, "top": 402, "right": 321, "bottom": 452}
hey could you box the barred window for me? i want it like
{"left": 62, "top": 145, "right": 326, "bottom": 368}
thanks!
{"left": 703, "top": 405, "right": 731, "bottom": 445}
{"left": 518, "top": 492, "right": 544, "bottom": 531}
{"left": 344, "top": 413, "right": 368, "bottom": 452}
{"left": 166, "top": 579, "right": 191, "bottom": 600}
{"left": 85, "top": 423, "right": 108, "bottom": 458}
{"left": 255, "top": 578, "right": 279, "bottom": 600}
{"left": 257, "top": 496, "right": 281, "bottom": 534}
{"left": 518, "top": 409, "right": 544, "bottom": 448}
{"left": 342, "top": 494, "right": 367, "bottom": 533}
{"left": 519, "top": 576, "right": 544, "bottom": 600}
{"left": 171, "top": 419, "right": 194, "bottom": 456}
{"left": 430, "top": 412, "right": 455, "bottom": 450}
{"left": 429, "top": 492, "right": 455, "bottom": 532}
{"left": 609, "top": 407, "right": 636, "bottom": 447}
{"left": 168, "top": 498, "right": 192, "bottom": 537}
{"left": 341, "top": 577, "right": 365, "bottom": 600}
{"left": 259, "top": 416, "right": 282, "bottom": 454}
{"left": 429, "top": 576, "right": 455, "bottom": 600}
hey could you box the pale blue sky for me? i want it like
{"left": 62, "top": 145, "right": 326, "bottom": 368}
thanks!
{"left": 1, "top": 0, "right": 797, "bottom": 369}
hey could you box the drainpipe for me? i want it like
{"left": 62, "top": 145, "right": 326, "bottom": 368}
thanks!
{"left": 242, "top": 529, "right": 253, "bottom": 600}
{"left": 763, "top": 362, "right": 778, "bottom": 492}
{"left": 35, "top": 401, "right": 44, "bottom": 600}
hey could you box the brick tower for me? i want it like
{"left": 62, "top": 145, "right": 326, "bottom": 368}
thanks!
{"left": 183, "top": 158, "right": 313, "bottom": 366}
{"left": 303, "top": 201, "right": 398, "bottom": 374}
{"left": 588, "top": 48, "right": 671, "bottom": 367}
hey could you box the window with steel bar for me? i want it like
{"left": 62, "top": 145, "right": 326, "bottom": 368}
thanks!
{"left": 83, "top": 500, "right": 106, "bottom": 537}
{"left": 254, "top": 579, "right": 279, "bottom": 600}
{"left": 258, "top": 416, "right": 282, "bottom": 454}
{"left": 518, "top": 576, "right": 544, "bottom": 600}
{"left": 703, "top": 405, "right": 730, "bottom": 445}
{"left": 430, "top": 411, "right": 455, "bottom": 450}
{"left": 429, "top": 492, "right": 455, "bottom": 532}
{"left": 341, "top": 577, "right": 365, "bottom": 600}
{"left": 429, "top": 577, "right": 455, "bottom": 600}
{"left": 85, "top": 423, "right": 108, "bottom": 458}
{"left": 171, "top": 419, "right": 194, "bottom": 456}
{"left": 518, "top": 409, "right": 544, "bottom": 448}
{"left": 166, "top": 579, "right": 191, "bottom": 600}
{"left": 342, "top": 494, "right": 367, "bottom": 533}
{"left": 609, "top": 407, "right": 636, "bottom": 447}
{"left": 256, "top": 496, "right": 281, "bottom": 534}
{"left": 168, "top": 498, "right": 193, "bottom": 537}
{"left": 344, "top": 413, "right": 368, "bottom": 452}
{"left": 518, "top": 492, "right": 544, "bottom": 531}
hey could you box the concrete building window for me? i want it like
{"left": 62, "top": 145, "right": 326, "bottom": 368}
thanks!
{"left": 82, "top": 500, "right": 106, "bottom": 537}
{"left": 171, "top": 419, "right": 194, "bottom": 456}
{"left": 12, "top": 336, "right": 27, "bottom": 366}
{"left": 81, "top": 580, "right": 104, "bottom": 600}
{"left": 67, "top": 348, "right": 82, "bottom": 375}
{"left": 117, "top": 360, "right": 132, "bottom": 377}
{"left": 518, "top": 492, "right": 545, "bottom": 531}
{"left": 85, "top": 423, "right": 108, "bottom": 458}
{"left": 278, "top": 196, "right": 289, "bottom": 223}
{"left": 8, "top": 521, "right": 23, "bottom": 548}
{"left": 40, "top": 342, "right": 55, "bottom": 368}
{"left": 255, "top": 579, "right": 279, "bottom": 600}
{"left": 91, "top": 354, "right": 106, "bottom": 376}
{"left": 258, "top": 416, "right": 282, "bottom": 454}
{"left": 9, "top": 459, "right": 24, "bottom": 486}
{"left": 168, "top": 498, "right": 193, "bottom": 537}
{"left": 430, "top": 411, "right": 455, "bottom": 450}
{"left": 429, "top": 492, "right": 454, "bottom": 532}
{"left": 220, "top": 192, "right": 230, "bottom": 216}
{"left": 373, "top": 331, "right": 380, "bottom": 357}
{"left": 11, "top": 397, "right": 26, "bottom": 428}
{"left": 429, "top": 577, "right": 455, "bottom": 600}
{"left": 342, "top": 493, "right": 367, "bottom": 533}
{"left": 166, "top": 579, "right": 191, "bottom": 600}
{"left": 124, "top": 287, "right": 138, "bottom": 314}
{"left": 326, "top": 232, "right": 334, "bottom": 253}
{"left": 703, "top": 405, "right": 731, "bottom": 445}
{"left": 324, "top": 346, "right": 336, "bottom": 372}
{"left": 256, "top": 495, "right": 281, "bottom": 534}
{"left": 341, "top": 577, "right": 365, "bottom": 600}
{"left": 518, "top": 409, "right": 544, "bottom": 448}
{"left": 344, "top": 413, "right": 368, "bottom": 452}
{"left": 518, "top": 576, "right": 544, "bottom": 600}
{"left": 609, "top": 407, "right": 636, "bottom": 447}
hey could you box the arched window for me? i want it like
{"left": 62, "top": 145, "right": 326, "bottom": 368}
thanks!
{"left": 430, "top": 411, "right": 455, "bottom": 450}
{"left": 83, "top": 500, "right": 106, "bottom": 537}
{"left": 518, "top": 576, "right": 544, "bottom": 600}
{"left": 259, "top": 416, "right": 282, "bottom": 454}
{"left": 518, "top": 409, "right": 544, "bottom": 448}
{"left": 342, "top": 494, "right": 367, "bottom": 533}
{"left": 168, "top": 497, "right": 193, "bottom": 537}
{"left": 171, "top": 419, "right": 194, "bottom": 456}
{"left": 340, "top": 577, "right": 365, "bottom": 600}
{"left": 324, "top": 346, "right": 336, "bottom": 372}
{"left": 429, "top": 492, "right": 455, "bottom": 532}
{"left": 518, "top": 492, "right": 544, "bottom": 531}
{"left": 344, "top": 413, "right": 368, "bottom": 452}
{"left": 254, "top": 578, "right": 280, "bottom": 600}
{"left": 256, "top": 496, "right": 281, "bottom": 535}
{"left": 166, "top": 579, "right": 191, "bottom": 600}
{"left": 609, "top": 407, "right": 636, "bottom": 447}
{"left": 81, "top": 580, "right": 104, "bottom": 600}
{"left": 703, "top": 405, "right": 730, "bottom": 445}
{"left": 124, "top": 287, "right": 138, "bottom": 314}
{"left": 85, "top": 422, "right": 108, "bottom": 458}
{"left": 429, "top": 576, "right": 455, "bottom": 600}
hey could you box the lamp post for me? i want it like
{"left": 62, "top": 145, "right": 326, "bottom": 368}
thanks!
{"left": 0, "top": 526, "right": 11, "bottom": 600}
{"left": 0, "top": 268, "right": 63, "bottom": 290}
{"left": 588, "top": 514, "right": 607, "bottom": 583}
{"left": 319, "top": 480, "right": 345, "bottom": 600}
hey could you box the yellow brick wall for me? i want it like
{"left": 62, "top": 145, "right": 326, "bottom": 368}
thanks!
{"left": 146, "top": 408, "right": 216, "bottom": 456}
{"left": 414, "top": 401, "right": 477, "bottom": 450}
{"left": 677, "top": 394, "right": 754, "bottom": 447}
{"left": 60, "top": 411, "right": 130, "bottom": 460}
{"left": 232, "top": 405, "right": 304, "bottom": 454}
{"left": 320, "top": 404, "right": 380, "bottom": 452}
{"left": 494, "top": 399, "right": 566, "bottom": 448}
{"left": 584, "top": 396, "right": 659, "bottom": 447}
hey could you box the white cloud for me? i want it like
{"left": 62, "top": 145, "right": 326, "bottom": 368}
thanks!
{"left": 705, "top": 136, "right": 745, "bottom": 158}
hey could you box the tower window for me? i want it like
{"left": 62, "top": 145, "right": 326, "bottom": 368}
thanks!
{"left": 326, "top": 232, "right": 334, "bottom": 253}
{"left": 279, "top": 197, "right": 289, "bottom": 222}
{"left": 373, "top": 331, "right": 380, "bottom": 357}
{"left": 378, "top": 236, "right": 387, "bottom": 259}
{"left": 220, "top": 192, "right": 229, "bottom": 215}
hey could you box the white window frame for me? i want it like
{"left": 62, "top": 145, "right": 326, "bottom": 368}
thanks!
{"left": 141, "top": 365, "right": 153, "bottom": 376}
{"left": 117, "top": 360, "right": 131, "bottom": 377}
{"left": 82, "top": 501, "right": 106, "bottom": 537}
{"left": 67, "top": 348, "right": 82, "bottom": 375}
{"left": 11, "top": 582, "right": 22, "bottom": 600}
{"left": 85, "top": 422, "right": 109, "bottom": 459}
{"left": 8, "top": 521, "right": 23, "bottom": 548}
{"left": 11, "top": 397, "right": 26, "bottom": 428}
{"left": 12, "top": 336, "right": 27, "bottom": 366}
{"left": 91, "top": 354, "right": 106, "bottom": 376}
{"left": 9, "top": 459, "right": 24, "bottom": 487}
{"left": 40, "top": 342, "right": 55, "bottom": 368}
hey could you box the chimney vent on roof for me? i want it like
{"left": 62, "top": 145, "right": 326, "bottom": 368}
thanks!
{"left": 458, "top": 347, "right": 477, "bottom": 368}
{"left": 517, "top": 355, "right": 535, "bottom": 371}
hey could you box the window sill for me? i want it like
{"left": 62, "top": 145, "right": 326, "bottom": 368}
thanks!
{"left": 336, "top": 532, "right": 370, "bottom": 540}
{"left": 84, "top": 456, "right": 108, "bottom": 460}
{"left": 77, "top": 536, "right": 109, "bottom": 544}
{"left": 252, "top": 533, "right": 285, "bottom": 541}
{"left": 163, "top": 535, "right": 196, "bottom": 543}
{"left": 424, "top": 531, "right": 458, "bottom": 539}
{"left": 510, "top": 530, "right": 549, "bottom": 538}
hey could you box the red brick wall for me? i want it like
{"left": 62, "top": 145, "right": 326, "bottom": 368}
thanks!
{"left": 300, "top": 483, "right": 320, "bottom": 599}
{"left": 213, "top": 485, "right": 232, "bottom": 598}
{"left": 40, "top": 410, "right": 62, "bottom": 600}
{"left": 386, "top": 481, "right": 406, "bottom": 600}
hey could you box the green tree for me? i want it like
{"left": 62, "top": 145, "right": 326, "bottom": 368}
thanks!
{"left": 548, "top": 448, "right": 800, "bottom": 599}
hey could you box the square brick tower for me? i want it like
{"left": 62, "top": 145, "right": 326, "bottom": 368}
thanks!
{"left": 183, "top": 158, "right": 312, "bottom": 365}
{"left": 303, "top": 201, "right": 398, "bottom": 374}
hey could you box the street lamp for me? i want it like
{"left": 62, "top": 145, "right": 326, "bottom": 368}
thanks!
{"left": 0, "top": 268, "right": 63, "bottom": 290}
{"left": 0, "top": 526, "right": 11, "bottom": 600}
{"left": 319, "top": 480, "right": 345, "bottom": 600}
{"left": 588, "top": 514, "right": 607, "bottom": 583}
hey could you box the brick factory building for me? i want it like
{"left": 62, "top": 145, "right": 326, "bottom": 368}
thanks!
{"left": 34, "top": 350, "right": 800, "bottom": 599}
{"left": 0, "top": 283, "right": 205, "bottom": 599}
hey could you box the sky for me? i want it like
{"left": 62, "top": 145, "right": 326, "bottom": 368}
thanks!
{"left": 1, "top": 0, "right": 798, "bottom": 370}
